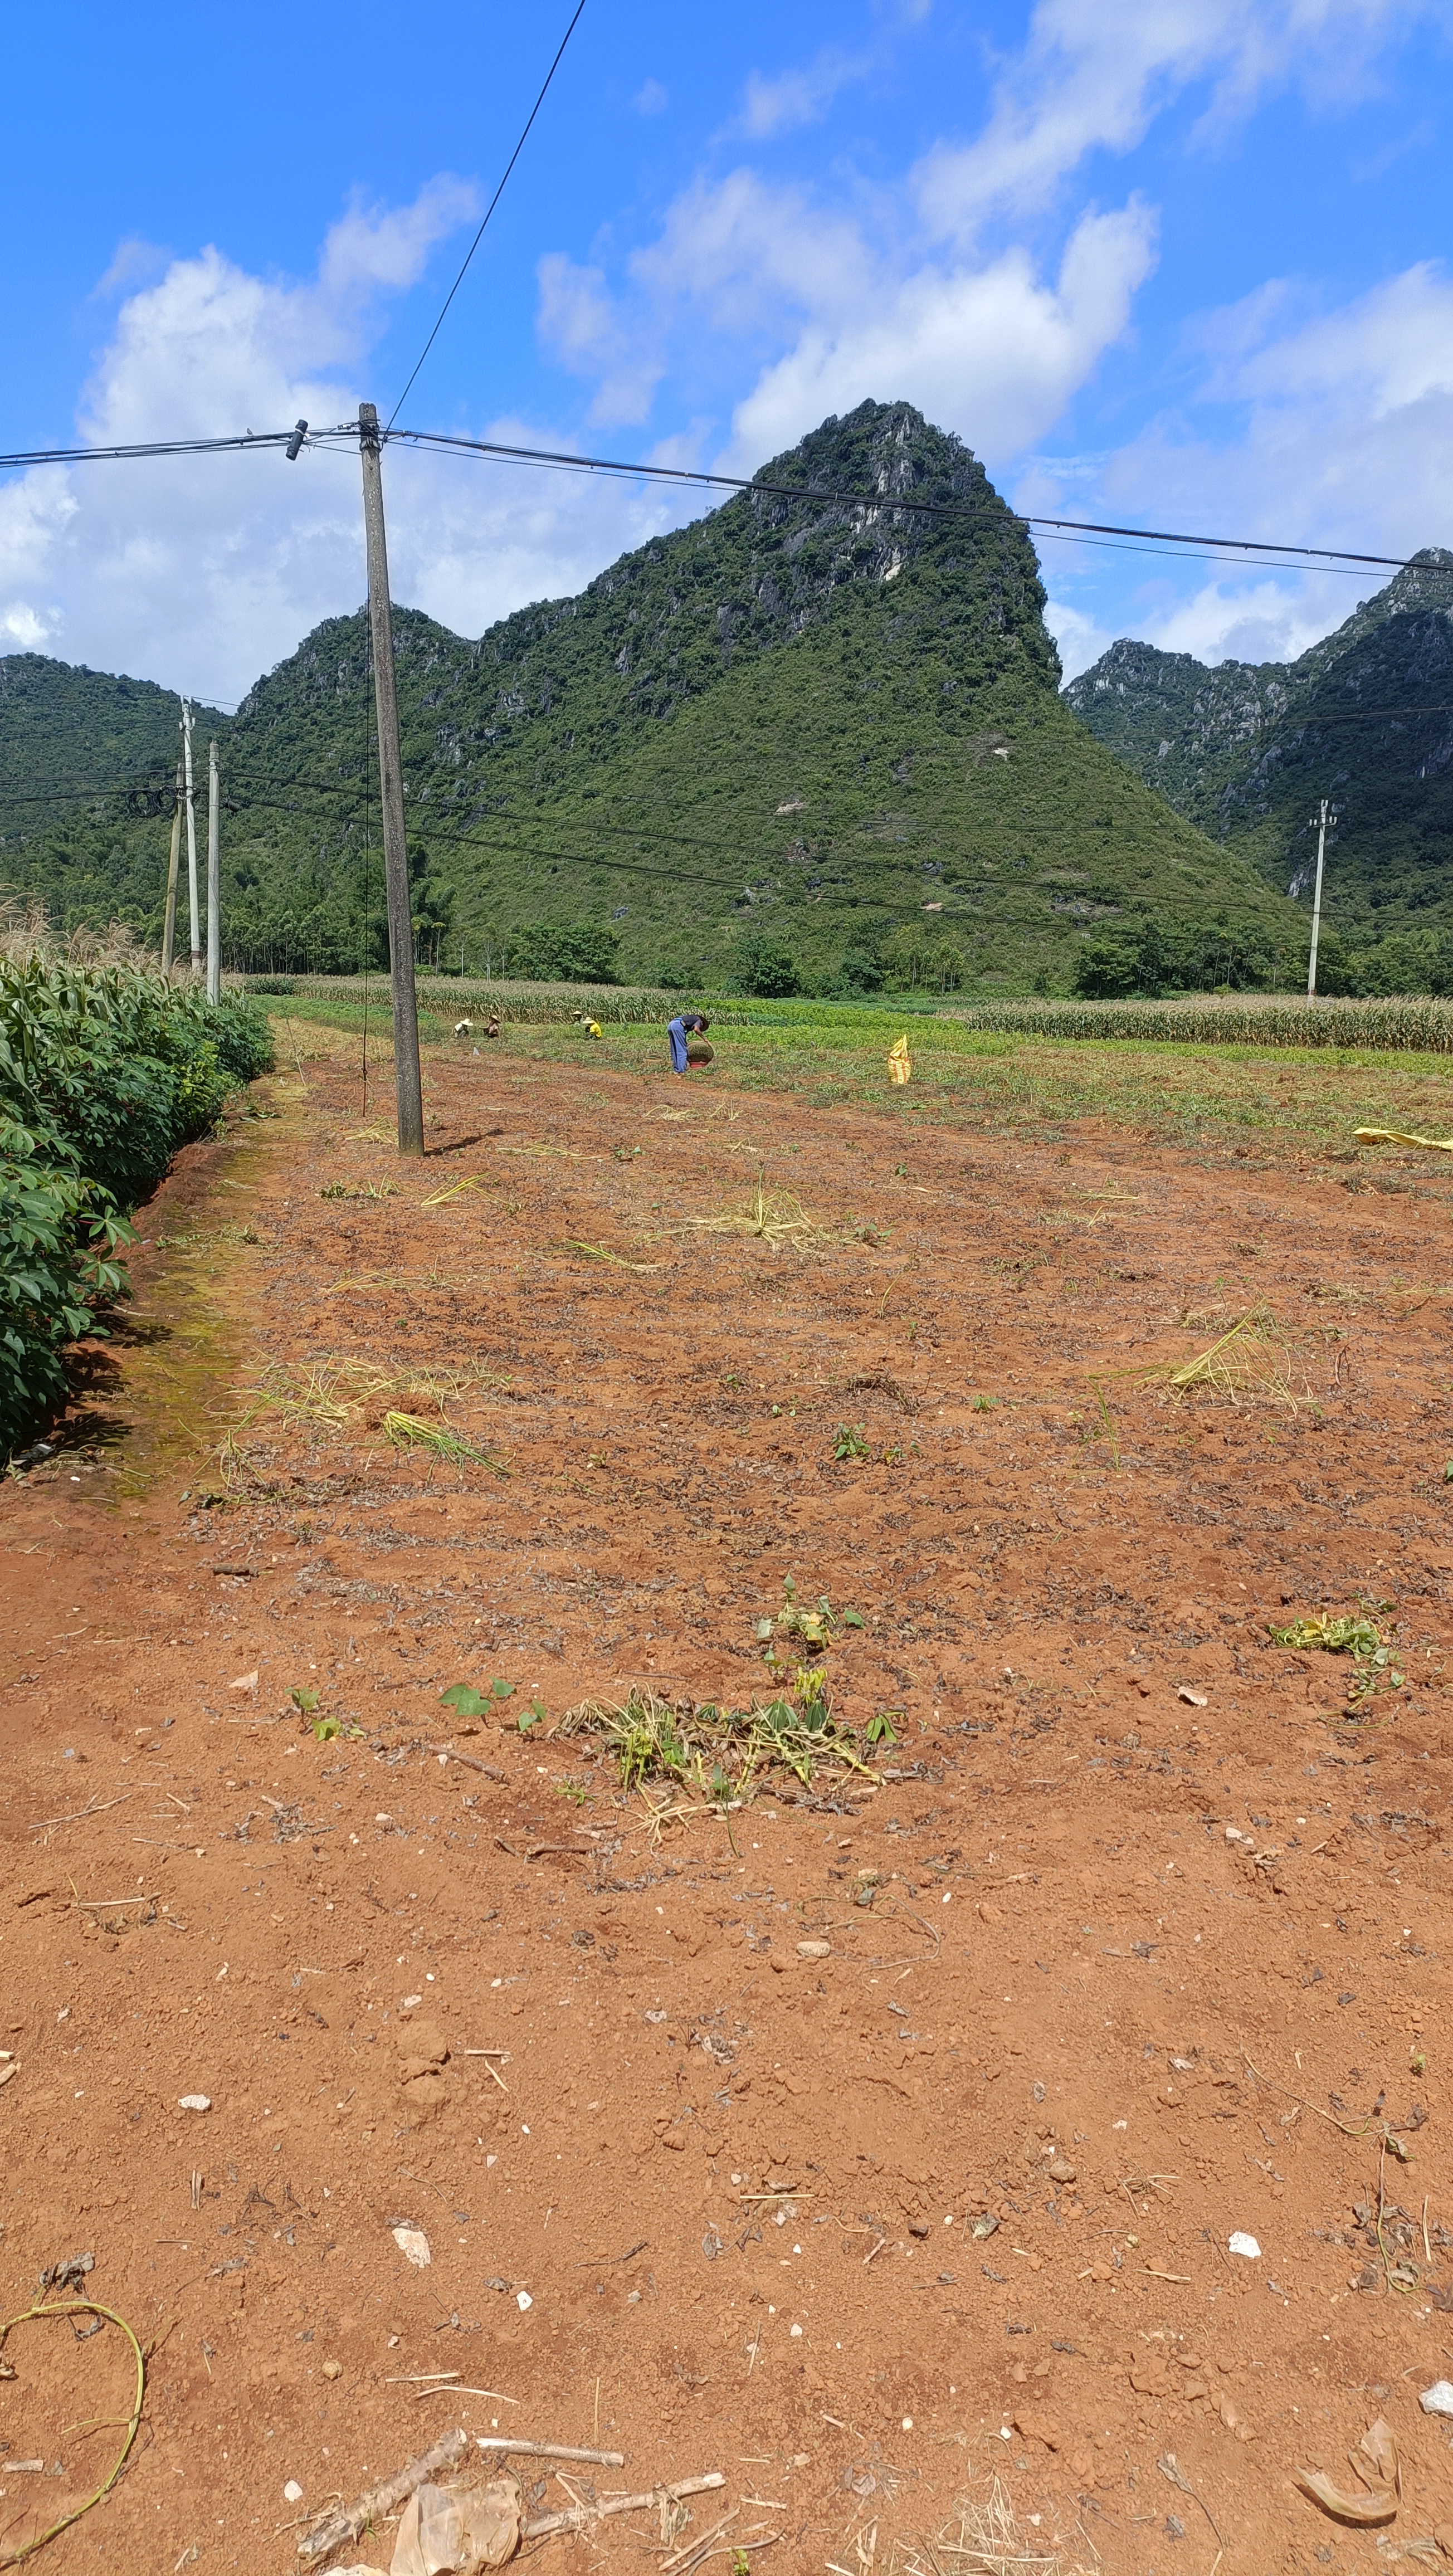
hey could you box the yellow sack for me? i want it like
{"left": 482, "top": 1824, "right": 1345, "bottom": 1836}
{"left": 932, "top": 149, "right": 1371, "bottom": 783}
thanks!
{"left": 887, "top": 1033, "right": 912, "bottom": 1086}
{"left": 1354, "top": 1125, "right": 1453, "bottom": 1152}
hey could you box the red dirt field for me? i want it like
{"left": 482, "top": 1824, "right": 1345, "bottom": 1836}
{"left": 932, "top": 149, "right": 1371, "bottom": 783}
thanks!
{"left": 4, "top": 1031, "right": 1453, "bottom": 2576}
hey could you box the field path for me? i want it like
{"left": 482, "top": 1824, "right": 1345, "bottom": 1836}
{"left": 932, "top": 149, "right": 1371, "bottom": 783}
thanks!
{"left": 3, "top": 1032, "right": 1452, "bottom": 2572}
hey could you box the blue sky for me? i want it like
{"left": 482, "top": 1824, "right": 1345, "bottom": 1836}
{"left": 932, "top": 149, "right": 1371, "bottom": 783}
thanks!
{"left": 3, "top": 0, "right": 1451, "bottom": 700}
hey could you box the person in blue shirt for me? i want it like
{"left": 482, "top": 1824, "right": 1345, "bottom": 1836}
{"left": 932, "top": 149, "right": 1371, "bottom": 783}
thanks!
{"left": 667, "top": 1011, "right": 710, "bottom": 1074}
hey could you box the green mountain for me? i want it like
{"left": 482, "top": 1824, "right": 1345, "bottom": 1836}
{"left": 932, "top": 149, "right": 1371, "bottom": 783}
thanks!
{"left": 0, "top": 652, "right": 187, "bottom": 801}
{"left": 1065, "top": 550, "right": 1453, "bottom": 989}
{"left": 0, "top": 401, "right": 1304, "bottom": 994}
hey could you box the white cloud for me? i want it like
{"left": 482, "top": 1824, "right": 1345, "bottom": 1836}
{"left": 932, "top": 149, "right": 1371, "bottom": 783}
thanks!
{"left": 633, "top": 77, "right": 668, "bottom": 115}
{"left": 1023, "top": 257, "right": 1453, "bottom": 676}
{"left": 0, "top": 186, "right": 694, "bottom": 701}
{"left": 363, "top": 443, "right": 686, "bottom": 652}
{"left": 917, "top": 0, "right": 1436, "bottom": 242}
{"left": 1047, "top": 567, "right": 1387, "bottom": 677}
{"left": 738, "top": 48, "right": 870, "bottom": 139}
{"left": 535, "top": 152, "right": 1157, "bottom": 470}
{"left": 727, "top": 204, "right": 1156, "bottom": 465}
{"left": 1138, "top": 577, "right": 1351, "bottom": 665}
{"left": 523, "top": 0, "right": 1446, "bottom": 567}
{"left": 630, "top": 169, "right": 874, "bottom": 341}
{"left": 1032, "top": 261, "right": 1453, "bottom": 650}
{"left": 1043, "top": 594, "right": 1115, "bottom": 678}
{"left": 1219, "top": 260, "right": 1453, "bottom": 419}
{"left": 318, "top": 176, "right": 479, "bottom": 300}
{"left": 535, "top": 0, "right": 1429, "bottom": 478}
{"left": 92, "top": 238, "right": 171, "bottom": 301}
{"left": 535, "top": 253, "right": 665, "bottom": 424}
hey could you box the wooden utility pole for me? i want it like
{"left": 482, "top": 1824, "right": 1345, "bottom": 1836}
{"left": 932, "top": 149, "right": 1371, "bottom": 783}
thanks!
{"left": 162, "top": 758, "right": 183, "bottom": 974}
{"left": 358, "top": 401, "right": 423, "bottom": 1155}
{"left": 1306, "top": 798, "right": 1334, "bottom": 998}
{"left": 206, "top": 738, "right": 222, "bottom": 1003}
{"left": 181, "top": 699, "right": 201, "bottom": 976}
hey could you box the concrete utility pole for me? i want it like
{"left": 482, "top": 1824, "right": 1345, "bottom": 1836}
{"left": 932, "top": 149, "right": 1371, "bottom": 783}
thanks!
{"left": 1306, "top": 799, "right": 1334, "bottom": 999}
{"left": 162, "top": 757, "right": 183, "bottom": 974}
{"left": 181, "top": 699, "right": 201, "bottom": 976}
{"left": 207, "top": 738, "right": 222, "bottom": 1004}
{"left": 358, "top": 401, "right": 423, "bottom": 1155}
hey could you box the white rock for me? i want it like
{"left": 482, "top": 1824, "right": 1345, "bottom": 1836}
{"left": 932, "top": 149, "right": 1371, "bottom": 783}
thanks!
{"left": 178, "top": 2094, "right": 211, "bottom": 2113}
{"left": 392, "top": 2226, "right": 431, "bottom": 2267}
{"left": 1420, "top": 2380, "right": 1453, "bottom": 2417}
{"left": 283, "top": 2480, "right": 303, "bottom": 2503}
{"left": 1228, "top": 2231, "right": 1261, "bottom": 2260}
{"left": 516, "top": 2290, "right": 533, "bottom": 2311}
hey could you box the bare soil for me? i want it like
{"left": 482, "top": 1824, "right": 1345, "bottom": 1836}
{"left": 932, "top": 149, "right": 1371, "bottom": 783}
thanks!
{"left": 4, "top": 1033, "right": 1453, "bottom": 2575}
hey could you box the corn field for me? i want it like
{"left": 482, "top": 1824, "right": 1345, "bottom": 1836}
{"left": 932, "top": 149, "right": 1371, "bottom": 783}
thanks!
{"left": 240, "top": 973, "right": 689, "bottom": 1025}
{"left": 237, "top": 976, "right": 1453, "bottom": 1053}
{"left": 940, "top": 993, "right": 1453, "bottom": 1052}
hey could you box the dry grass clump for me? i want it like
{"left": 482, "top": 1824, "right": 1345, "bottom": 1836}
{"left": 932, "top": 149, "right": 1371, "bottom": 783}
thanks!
{"left": 1139, "top": 1304, "right": 1313, "bottom": 1410}
{"left": 889, "top": 2481, "right": 1090, "bottom": 2576}
{"left": 224, "top": 1357, "right": 506, "bottom": 1470}
{"left": 674, "top": 1170, "right": 837, "bottom": 1253}
{"left": 550, "top": 1238, "right": 665, "bottom": 1272}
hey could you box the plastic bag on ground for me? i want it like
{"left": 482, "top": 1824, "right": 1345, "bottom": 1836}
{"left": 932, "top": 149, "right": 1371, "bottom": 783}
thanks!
{"left": 391, "top": 2485, "right": 464, "bottom": 2576}
{"left": 457, "top": 2475, "right": 522, "bottom": 2567}
{"left": 388, "top": 2472, "right": 521, "bottom": 2573}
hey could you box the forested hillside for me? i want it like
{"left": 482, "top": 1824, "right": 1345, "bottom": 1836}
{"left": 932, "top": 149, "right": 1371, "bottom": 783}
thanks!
{"left": 1, "top": 402, "right": 1303, "bottom": 994}
{"left": 1066, "top": 550, "right": 1453, "bottom": 991}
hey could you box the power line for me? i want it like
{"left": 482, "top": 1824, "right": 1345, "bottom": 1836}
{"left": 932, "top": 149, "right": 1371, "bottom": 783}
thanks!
{"left": 1031, "top": 528, "right": 1386, "bottom": 579}
{"left": 385, "top": 0, "right": 589, "bottom": 430}
{"left": 385, "top": 423, "right": 1430, "bottom": 575}
{"left": 0, "top": 407, "right": 1436, "bottom": 582}
{"left": 0, "top": 425, "right": 353, "bottom": 473}
{"left": 12, "top": 684, "right": 1453, "bottom": 840}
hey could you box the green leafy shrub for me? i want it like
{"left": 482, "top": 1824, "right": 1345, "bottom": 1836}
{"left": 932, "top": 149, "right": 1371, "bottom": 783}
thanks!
{"left": 1072, "top": 919, "right": 1278, "bottom": 999}
{"left": 0, "top": 961, "right": 272, "bottom": 1453}
{"left": 732, "top": 935, "right": 802, "bottom": 998}
{"left": 506, "top": 921, "right": 622, "bottom": 984}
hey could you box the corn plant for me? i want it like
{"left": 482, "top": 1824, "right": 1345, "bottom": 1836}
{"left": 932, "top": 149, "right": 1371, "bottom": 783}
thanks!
{"left": 940, "top": 993, "right": 1453, "bottom": 1053}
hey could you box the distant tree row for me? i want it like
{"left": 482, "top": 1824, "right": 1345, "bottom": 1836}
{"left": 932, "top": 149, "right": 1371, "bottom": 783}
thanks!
{"left": 1071, "top": 917, "right": 1453, "bottom": 999}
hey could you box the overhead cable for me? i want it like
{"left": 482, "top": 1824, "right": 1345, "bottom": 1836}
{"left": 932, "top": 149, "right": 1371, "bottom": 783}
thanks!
{"left": 384, "top": 0, "right": 589, "bottom": 429}
{"left": 0, "top": 425, "right": 354, "bottom": 473}
{"left": 385, "top": 423, "right": 1424, "bottom": 574}
{"left": 0, "top": 410, "right": 1432, "bottom": 578}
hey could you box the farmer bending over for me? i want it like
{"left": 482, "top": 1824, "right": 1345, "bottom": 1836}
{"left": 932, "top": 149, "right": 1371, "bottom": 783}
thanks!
{"left": 667, "top": 1011, "right": 710, "bottom": 1074}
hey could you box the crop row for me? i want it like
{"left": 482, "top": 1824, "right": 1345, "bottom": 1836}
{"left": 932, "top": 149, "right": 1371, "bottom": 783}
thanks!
{"left": 1, "top": 959, "right": 271, "bottom": 1454}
